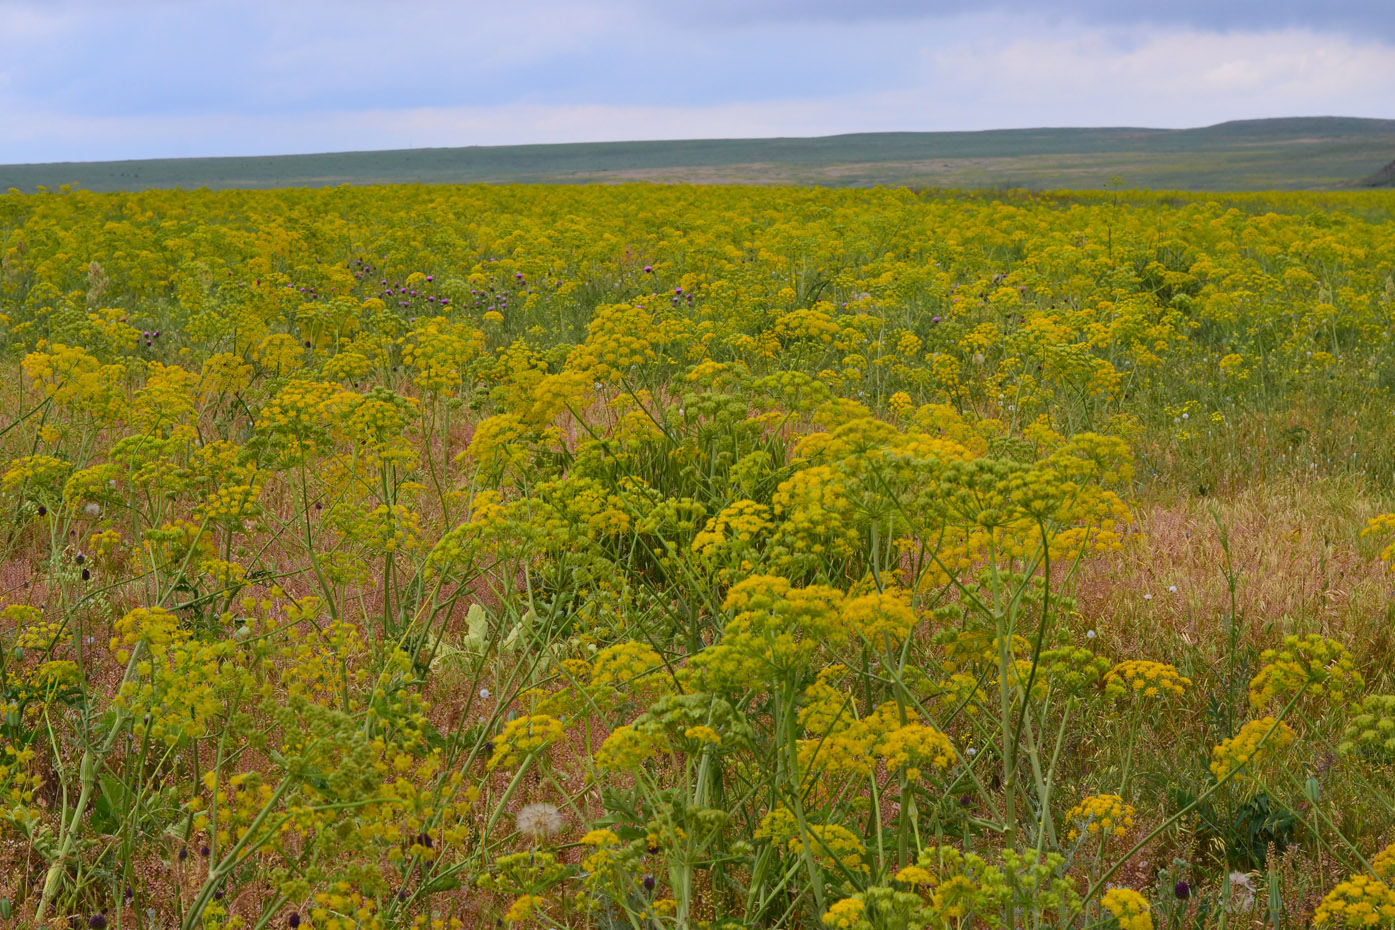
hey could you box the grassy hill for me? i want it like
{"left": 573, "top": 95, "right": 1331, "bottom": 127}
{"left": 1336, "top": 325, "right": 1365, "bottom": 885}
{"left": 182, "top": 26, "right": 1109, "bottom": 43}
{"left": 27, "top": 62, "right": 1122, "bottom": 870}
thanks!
{"left": 1364, "top": 157, "right": 1395, "bottom": 187}
{"left": 3, "top": 116, "right": 1394, "bottom": 192}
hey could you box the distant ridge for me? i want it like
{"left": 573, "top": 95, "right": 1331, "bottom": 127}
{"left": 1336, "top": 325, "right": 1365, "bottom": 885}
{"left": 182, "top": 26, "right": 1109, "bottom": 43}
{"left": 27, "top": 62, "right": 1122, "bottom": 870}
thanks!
{"left": 1362, "top": 157, "right": 1395, "bottom": 187}
{"left": 4, "top": 117, "right": 1395, "bottom": 193}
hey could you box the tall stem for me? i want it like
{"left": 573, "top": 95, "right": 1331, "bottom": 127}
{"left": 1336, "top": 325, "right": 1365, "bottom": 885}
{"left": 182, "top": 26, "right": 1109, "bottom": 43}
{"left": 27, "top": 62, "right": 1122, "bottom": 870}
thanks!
{"left": 35, "top": 642, "right": 146, "bottom": 921}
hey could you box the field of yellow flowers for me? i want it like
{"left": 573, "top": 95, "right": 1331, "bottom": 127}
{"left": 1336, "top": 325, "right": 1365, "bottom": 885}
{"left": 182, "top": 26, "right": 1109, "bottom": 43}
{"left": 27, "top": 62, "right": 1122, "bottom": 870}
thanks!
{"left": 2, "top": 182, "right": 1395, "bottom": 930}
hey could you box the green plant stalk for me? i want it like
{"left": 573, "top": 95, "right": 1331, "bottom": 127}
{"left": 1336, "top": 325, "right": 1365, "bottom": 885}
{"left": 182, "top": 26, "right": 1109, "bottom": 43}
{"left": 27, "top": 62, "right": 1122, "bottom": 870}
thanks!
{"left": 35, "top": 640, "right": 147, "bottom": 921}
{"left": 780, "top": 680, "right": 827, "bottom": 918}
{"left": 1083, "top": 689, "right": 1306, "bottom": 906}
{"left": 181, "top": 776, "right": 295, "bottom": 930}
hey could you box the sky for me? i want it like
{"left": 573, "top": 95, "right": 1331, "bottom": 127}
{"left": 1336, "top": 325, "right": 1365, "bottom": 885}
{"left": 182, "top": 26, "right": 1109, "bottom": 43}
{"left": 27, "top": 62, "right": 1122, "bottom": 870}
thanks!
{"left": 2, "top": 0, "right": 1393, "bottom": 164}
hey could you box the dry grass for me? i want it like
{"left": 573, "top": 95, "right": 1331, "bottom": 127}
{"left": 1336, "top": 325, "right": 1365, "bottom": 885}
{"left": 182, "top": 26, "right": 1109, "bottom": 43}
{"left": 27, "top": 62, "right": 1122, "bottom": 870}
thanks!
{"left": 1078, "top": 475, "right": 1395, "bottom": 684}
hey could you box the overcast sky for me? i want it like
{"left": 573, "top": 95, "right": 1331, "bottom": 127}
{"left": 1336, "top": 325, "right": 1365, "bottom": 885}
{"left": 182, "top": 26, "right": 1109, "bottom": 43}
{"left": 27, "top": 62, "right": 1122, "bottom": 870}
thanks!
{"left": 2, "top": 0, "right": 1393, "bottom": 163}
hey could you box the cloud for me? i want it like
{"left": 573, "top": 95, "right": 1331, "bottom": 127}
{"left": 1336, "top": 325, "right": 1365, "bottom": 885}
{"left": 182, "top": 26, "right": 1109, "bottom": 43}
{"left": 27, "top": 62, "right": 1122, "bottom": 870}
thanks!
{"left": 657, "top": 0, "right": 1395, "bottom": 39}
{"left": 914, "top": 17, "right": 1395, "bottom": 112}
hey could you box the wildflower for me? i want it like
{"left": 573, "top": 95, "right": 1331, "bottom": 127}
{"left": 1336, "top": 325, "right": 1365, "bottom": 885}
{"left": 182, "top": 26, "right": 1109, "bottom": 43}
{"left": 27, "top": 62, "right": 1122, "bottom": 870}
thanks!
{"left": 1064, "top": 793, "right": 1136, "bottom": 843}
{"left": 1248, "top": 634, "right": 1362, "bottom": 710}
{"left": 842, "top": 588, "right": 917, "bottom": 648}
{"left": 505, "top": 894, "right": 545, "bottom": 923}
{"left": 876, "top": 723, "right": 957, "bottom": 781}
{"left": 1101, "top": 888, "right": 1153, "bottom": 930}
{"left": 1374, "top": 842, "right": 1395, "bottom": 881}
{"left": 822, "top": 897, "right": 869, "bottom": 930}
{"left": 1106, "top": 660, "right": 1191, "bottom": 702}
{"left": 1313, "top": 874, "right": 1395, "bottom": 926}
{"left": 1210, "top": 718, "right": 1295, "bottom": 781}
{"left": 488, "top": 714, "right": 565, "bottom": 771}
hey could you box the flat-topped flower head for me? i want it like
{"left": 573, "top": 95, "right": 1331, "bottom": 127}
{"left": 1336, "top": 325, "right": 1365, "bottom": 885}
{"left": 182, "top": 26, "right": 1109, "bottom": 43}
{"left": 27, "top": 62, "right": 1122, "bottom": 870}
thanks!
{"left": 1106, "top": 660, "right": 1192, "bottom": 702}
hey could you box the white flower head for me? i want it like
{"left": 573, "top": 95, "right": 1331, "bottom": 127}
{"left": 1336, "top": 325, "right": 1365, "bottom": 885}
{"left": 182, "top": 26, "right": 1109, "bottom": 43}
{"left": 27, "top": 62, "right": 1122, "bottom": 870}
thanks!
{"left": 84, "top": 502, "right": 101, "bottom": 516}
{"left": 516, "top": 802, "right": 565, "bottom": 840}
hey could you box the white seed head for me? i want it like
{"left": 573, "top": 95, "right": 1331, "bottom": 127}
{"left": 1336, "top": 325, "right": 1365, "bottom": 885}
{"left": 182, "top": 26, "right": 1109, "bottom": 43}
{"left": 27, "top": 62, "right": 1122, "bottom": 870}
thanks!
{"left": 516, "top": 802, "right": 565, "bottom": 839}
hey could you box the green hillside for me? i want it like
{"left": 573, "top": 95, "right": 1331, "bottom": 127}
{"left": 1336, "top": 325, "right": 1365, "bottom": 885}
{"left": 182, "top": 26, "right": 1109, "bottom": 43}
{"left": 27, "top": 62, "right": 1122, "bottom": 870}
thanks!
{"left": 4, "top": 116, "right": 1394, "bottom": 192}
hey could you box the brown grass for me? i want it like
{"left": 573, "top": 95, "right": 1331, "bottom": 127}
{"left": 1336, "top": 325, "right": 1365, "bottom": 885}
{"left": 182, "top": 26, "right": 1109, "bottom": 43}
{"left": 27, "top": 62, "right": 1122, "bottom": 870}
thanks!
{"left": 1077, "top": 475, "right": 1395, "bottom": 683}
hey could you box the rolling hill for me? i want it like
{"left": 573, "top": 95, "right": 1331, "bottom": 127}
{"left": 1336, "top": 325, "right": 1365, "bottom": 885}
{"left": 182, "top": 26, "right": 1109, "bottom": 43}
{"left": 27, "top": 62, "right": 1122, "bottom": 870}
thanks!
{"left": 3, "top": 116, "right": 1394, "bottom": 192}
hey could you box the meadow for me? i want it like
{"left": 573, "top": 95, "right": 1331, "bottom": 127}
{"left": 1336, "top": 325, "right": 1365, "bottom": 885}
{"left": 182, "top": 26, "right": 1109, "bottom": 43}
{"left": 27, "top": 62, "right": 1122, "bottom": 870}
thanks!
{"left": 1, "top": 181, "right": 1395, "bottom": 929}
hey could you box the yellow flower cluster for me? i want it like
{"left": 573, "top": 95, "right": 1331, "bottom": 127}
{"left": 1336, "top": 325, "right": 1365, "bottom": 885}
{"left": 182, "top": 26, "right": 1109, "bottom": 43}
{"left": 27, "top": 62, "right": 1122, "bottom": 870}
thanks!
{"left": 488, "top": 714, "right": 566, "bottom": 771}
{"left": 1210, "top": 717, "right": 1296, "bottom": 782}
{"left": 1101, "top": 888, "right": 1154, "bottom": 930}
{"left": 1363, "top": 513, "right": 1395, "bottom": 571}
{"left": 1313, "top": 875, "right": 1395, "bottom": 928}
{"left": 1105, "top": 660, "right": 1192, "bottom": 701}
{"left": 1065, "top": 793, "right": 1137, "bottom": 843}
{"left": 1248, "top": 634, "right": 1363, "bottom": 710}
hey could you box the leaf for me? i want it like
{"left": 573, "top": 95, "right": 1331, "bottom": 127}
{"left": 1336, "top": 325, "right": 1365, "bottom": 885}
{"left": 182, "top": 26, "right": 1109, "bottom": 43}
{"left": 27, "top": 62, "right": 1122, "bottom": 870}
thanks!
{"left": 459, "top": 602, "right": 488, "bottom": 654}
{"left": 419, "top": 875, "right": 463, "bottom": 894}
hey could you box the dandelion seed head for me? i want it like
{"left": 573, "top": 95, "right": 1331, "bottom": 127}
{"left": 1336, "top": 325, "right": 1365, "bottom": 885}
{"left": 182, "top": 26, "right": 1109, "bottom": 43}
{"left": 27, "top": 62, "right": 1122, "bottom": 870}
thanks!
{"left": 516, "top": 802, "right": 565, "bottom": 839}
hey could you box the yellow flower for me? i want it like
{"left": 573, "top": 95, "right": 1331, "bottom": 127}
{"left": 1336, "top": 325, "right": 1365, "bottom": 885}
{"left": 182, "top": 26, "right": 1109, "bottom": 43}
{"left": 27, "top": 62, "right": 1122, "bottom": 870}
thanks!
{"left": 503, "top": 894, "right": 545, "bottom": 924}
{"left": 1064, "top": 793, "right": 1136, "bottom": 843}
{"left": 488, "top": 714, "right": 565, "bottom": 771}
{"left": 1102, "top": 887, "right": 1153, "bottom": 930}
{"left": 822, "top": 897, "right": 870, "bottom": 930}
{"left": 1313, "top": 874, "right": 1395, "bottom": 928}
{"left": 842, "top": 588, "right": 918, "bottom": 648}
{"left": 1248, "top": 634, "right": 1362, "bottom": 710}
{"left": 1210, "top": 717, "right": 1296, "bottom": 782}
{"left": 1105, "top": 660, "right": 1192, "bottom": 702}
{"left": 876, "top": 723, "right": 957, "bottom": 781}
